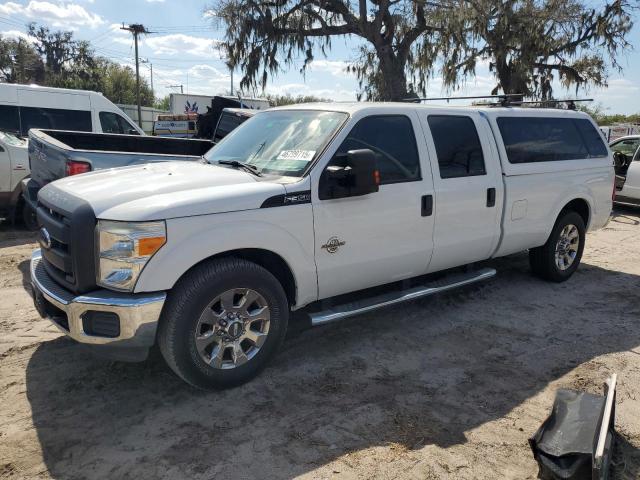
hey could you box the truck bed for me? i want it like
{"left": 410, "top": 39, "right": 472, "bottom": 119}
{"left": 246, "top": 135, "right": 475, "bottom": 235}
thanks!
{"left": 24, "top": 129, "right": 215, "bottom": 212}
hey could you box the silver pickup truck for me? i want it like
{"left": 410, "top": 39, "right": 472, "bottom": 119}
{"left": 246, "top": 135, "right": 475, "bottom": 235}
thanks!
{"left": 22, "top": 129, "right": 214, "bottom": 228}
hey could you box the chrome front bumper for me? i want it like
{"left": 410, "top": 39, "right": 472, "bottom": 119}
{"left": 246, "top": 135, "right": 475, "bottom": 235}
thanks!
{"left": 30, "top": 249, "right": 166, "bottom": 349}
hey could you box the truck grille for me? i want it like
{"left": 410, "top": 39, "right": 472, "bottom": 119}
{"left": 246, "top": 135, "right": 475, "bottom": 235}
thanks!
{"left": 37, "top": 192, "right": 97, "bottom": 294}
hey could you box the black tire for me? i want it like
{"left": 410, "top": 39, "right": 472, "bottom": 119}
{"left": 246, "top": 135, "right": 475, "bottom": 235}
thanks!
{"left": 157, "top": 257, "right": 289, "bottom": 389}
{"left": 22, "top": 201, "right": 38, "bottom": 231}
{"left": 529, "top": 211, "right": 586, "bottom": 282}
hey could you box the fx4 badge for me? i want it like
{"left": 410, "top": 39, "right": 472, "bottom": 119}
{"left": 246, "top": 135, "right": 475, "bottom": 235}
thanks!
{"left": 321, "top": 236, "right": 345, "bottom": 254}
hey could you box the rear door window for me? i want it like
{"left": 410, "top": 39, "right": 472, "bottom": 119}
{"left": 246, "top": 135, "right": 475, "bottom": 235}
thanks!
{"left": 497, "top": 117, "right": 608, "bottom": 163}
{"left": 0, "top": 105, "right": 20, "bottom": 134}
{"left": 19, "top": 107, "right": 92, "bottom": 135}
{"left": 427, "top": 115, "right": 486, "bottom": 179}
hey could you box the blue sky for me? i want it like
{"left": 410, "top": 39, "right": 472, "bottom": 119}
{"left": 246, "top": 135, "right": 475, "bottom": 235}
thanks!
{"left": 0, "top": 0, "right": 639, "bottom": 114}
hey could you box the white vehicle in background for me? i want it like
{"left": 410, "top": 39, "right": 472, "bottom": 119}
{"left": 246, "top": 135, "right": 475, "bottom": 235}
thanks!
{"left": 0, "top": 83, "right": 144, "bottom": 224}
{"left": 153, "top": 114, "right": 198, "bottom": 138}
{"left": 611, "top": 135, "right": 640, "bottom": 206}
{"left": 0, "top": 132, "right": 28, "bottom": 222}
{"left": 30, "top": 102, "right": 613, "bottom": 389}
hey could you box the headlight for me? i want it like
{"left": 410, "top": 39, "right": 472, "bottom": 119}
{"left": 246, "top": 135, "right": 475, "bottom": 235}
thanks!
{"left": 96, "top": 220, "right": 166, "bottom": 291}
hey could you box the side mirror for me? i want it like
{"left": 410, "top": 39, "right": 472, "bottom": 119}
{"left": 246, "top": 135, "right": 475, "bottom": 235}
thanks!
{"left": 128, "top": 129, "right": 140, "bottom": 135}
{"left": 319, "top": 149, "right": 380, "bottom": 200}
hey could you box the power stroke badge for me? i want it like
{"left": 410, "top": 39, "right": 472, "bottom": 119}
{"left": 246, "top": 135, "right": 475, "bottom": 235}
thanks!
{"left": 321, "top": 236, "right": 345, "bottom": 254}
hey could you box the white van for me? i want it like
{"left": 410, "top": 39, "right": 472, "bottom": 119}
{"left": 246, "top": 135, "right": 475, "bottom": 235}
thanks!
{"left": 0, "top": 83, "right": 144, "bottom": 223}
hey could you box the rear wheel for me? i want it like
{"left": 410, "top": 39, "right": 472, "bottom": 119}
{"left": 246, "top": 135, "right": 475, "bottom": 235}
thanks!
{"left": 529, "top": 211, "right": 585, "bottom": 282}
{"left": 158, "top": 257, "right": 289, "bottom": 389}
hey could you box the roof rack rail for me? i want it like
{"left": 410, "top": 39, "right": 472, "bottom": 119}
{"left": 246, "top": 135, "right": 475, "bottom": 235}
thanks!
{"left": 403, "top": 95, "right": 593, "bottom": 109}
{"left": 403, "top": 94, "right": 524, "bottom": 106}
{"left": 493, "top": 98, "right": 594, "bottom": 110}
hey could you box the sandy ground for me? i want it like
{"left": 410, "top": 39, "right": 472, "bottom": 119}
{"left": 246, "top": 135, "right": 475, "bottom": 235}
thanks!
{"left": 1, "top": 208, "right": 640, "bottom": 479}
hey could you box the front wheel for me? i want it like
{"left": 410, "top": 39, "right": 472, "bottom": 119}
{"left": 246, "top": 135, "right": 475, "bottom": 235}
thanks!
{"left": 529, "top": 211, "right": 586, "bottom": 282}
{"left": 22, "top": 201, "right": 39, "bottom": 231}
{"left": 158, "top": 257, "right": 289, "bottom": 389}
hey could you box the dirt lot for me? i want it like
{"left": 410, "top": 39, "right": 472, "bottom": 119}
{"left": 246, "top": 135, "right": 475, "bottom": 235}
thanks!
{"left": 1, "top": 208, "right": 640, "bottom": 479}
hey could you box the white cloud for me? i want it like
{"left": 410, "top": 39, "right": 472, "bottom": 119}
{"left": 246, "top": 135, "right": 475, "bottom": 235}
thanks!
{"left": 264, "top": 82, "right": 355, "bottom": 101}
{"left": 0, "top": 30, "right": 33, "bottom": 42}
{"left": 0, "top": 1, "right": 104, "bottom": 29}
{"left": 307, "top": 59, "right": 352, "bottom": 77}
{"left": 0, "top": 2, "right": 23, "bottom": 16}
{"left": 144, "top": 34, "right": 222, "bottom": 58}
{"left": 146, "top": 0, "right": 165, "bottom": 2}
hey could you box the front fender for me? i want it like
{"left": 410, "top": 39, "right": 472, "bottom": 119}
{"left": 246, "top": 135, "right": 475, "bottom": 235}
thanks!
{"left": 134, "top": 206, "right": 317, "bottom": 308}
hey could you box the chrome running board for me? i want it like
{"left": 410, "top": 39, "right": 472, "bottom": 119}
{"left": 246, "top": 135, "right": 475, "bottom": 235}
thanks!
{"left": 309, "top": 267, "right": 496, "bottom": 326}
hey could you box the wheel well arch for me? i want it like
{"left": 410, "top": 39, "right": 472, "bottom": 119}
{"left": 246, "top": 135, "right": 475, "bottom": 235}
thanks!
{"left": 181, "top": 248, "right": 297, "bottom": 307}
{"left": 560, "top": 198, "right": 590, "bottom": 228}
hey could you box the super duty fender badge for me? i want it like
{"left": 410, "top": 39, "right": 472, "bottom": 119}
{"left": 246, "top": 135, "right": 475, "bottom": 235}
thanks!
{"left": 260, "top": 190, "right": 312, "bottom": 208}
{"left": 284, "top": 192, "right": 311, "bottom": 204}
{"left": 321, "top": 236, "right": 345, "bottom": 254}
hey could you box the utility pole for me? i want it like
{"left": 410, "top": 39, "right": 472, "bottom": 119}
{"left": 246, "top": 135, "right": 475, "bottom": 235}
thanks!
{"left": 169, "top": 84, "right": 184, "bottom": 93}
{"left": 121, "top": 23, "right": 152, "bottom": 127}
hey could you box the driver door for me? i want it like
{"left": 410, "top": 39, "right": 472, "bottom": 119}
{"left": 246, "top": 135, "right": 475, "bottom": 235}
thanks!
{"left": 311, "top": 110, "right": 435, "bottom": 300}
{"left": 620, "top": 145, "right": 640, "bottom": 200}
{"left": 611, "top": 138, "right": 640, "bottom": 199}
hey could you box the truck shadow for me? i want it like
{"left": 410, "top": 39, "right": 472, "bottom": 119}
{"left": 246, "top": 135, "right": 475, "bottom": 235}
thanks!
{"left": 0, "top": 222, "right": 37, "bottom": 249}
{"left": 612, "top": 204, "right": 640, "bottom": 225}
{"left": 24, "top": 253, "right": 640, "bottom": 479}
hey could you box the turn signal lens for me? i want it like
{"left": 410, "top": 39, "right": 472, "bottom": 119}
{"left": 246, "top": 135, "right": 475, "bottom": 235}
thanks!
{"left": 138, "top": 236, "right": 166, "bottom": 256}
{"left": 374, "top": 169, "right": 381, "bottom": 185}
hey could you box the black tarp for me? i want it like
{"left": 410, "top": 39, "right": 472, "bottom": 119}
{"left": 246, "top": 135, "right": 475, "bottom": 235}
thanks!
{"left": 529, "top": 388, "right": 614, "bottom": 480}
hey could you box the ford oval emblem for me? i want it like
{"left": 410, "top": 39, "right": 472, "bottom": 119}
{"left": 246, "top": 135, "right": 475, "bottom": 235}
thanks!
{"left": 39, "top": 228, "right": 52, "bottom": 249}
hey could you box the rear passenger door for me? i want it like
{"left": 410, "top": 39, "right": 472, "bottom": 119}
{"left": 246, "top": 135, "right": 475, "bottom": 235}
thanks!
{"left": 419, "top": 112, "right": 502, "bottom": 272}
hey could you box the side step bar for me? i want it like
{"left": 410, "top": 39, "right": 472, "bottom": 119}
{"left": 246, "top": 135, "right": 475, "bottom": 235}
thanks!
{"left": 309, "top": 267, "right": 496, "bottom": 326}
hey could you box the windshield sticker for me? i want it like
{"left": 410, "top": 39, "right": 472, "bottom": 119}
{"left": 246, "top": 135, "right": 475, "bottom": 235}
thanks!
{"left": 277, "top": 150, "right": 316, "bottom": 161}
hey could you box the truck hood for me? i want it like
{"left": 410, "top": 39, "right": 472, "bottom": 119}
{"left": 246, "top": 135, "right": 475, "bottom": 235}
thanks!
{"left": 43, "top": 161, "right": 286, "bottom": 221}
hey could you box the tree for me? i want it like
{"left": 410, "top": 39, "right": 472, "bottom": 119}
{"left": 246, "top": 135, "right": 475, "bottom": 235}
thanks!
{"left": 212, "top": 0, "right": 634, "bottom": 102}
{"left": 442, "top": 0, "right": 634, "bottom": 98}
{"left": 210, "top": 0, "right": 451, "bottom": 101}
{"left": 101, "top": 63, "right": 154, "bottom": 106}
{"left": 0, "top": 36, "right": 44, "bottom": 84}
{"left": 265, "top": 93, "right": 331, "bottom": 106}
{"left": 154, "top": 95, "right": 171, "bottom": 111}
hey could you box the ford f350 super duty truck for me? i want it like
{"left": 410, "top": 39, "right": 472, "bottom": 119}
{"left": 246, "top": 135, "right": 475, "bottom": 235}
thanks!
{"left": 29, "top": 103, "right": 613, "bottom": 389}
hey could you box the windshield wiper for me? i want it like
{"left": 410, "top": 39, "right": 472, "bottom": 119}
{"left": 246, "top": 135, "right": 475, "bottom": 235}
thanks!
{"left": 217, "top": 160, "right": 263, "bottom": 177}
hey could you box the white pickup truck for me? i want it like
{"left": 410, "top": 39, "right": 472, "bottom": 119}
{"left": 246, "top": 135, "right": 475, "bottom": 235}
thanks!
{"left": 30, "top": 103, "right": 613, "bottom": 389}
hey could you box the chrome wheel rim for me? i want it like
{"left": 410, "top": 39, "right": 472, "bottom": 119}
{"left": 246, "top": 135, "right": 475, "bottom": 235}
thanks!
{"left": 194, "top": 288, "right": 270, "bottom": 369}
{"left": 555, "top": 224, "right": 580, "bottom": 271}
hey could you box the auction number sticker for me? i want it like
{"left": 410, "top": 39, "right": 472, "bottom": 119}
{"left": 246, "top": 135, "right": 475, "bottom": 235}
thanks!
{"left": 277, "top": 150, "right": 316, "bottom": 161}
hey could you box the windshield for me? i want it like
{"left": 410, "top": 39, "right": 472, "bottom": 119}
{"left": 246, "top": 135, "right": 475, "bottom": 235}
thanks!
{"left": 204, "top": 110, "right": 348, "bottom": 176}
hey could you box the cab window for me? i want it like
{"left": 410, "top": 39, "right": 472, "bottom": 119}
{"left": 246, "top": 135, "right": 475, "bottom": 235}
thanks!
{"left": 333, "top": 115, "right": 421, "bottom": 184}
{"left": 497, "top": 117, "right": 608, "bottom": 163}
{"left": 99, "top": 112, "right": 139, "bottom": 135}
